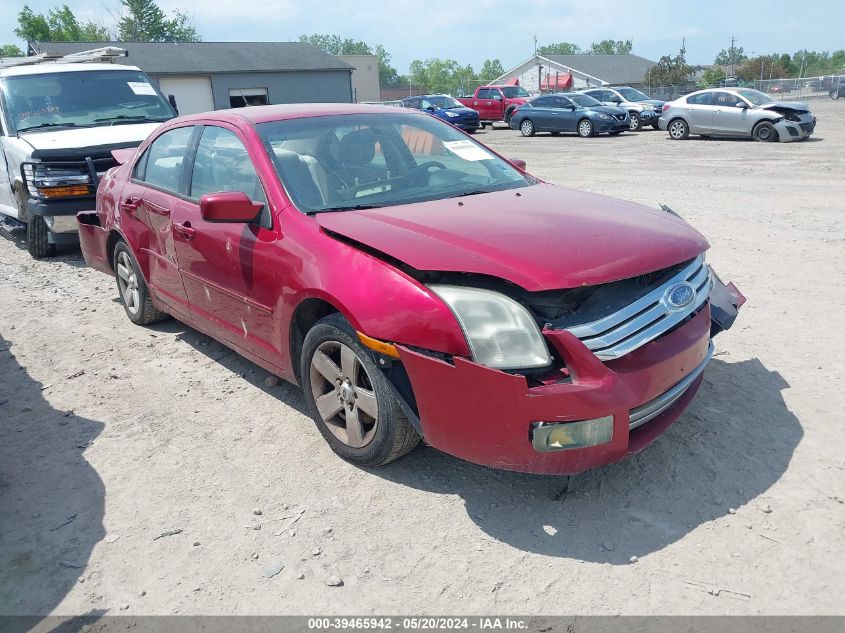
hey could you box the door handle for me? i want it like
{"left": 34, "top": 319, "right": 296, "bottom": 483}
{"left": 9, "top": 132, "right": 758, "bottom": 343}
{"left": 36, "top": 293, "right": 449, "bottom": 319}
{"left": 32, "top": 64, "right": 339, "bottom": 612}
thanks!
{"left": 146, "top": 200, "right": 171, "bottom": 216}
{"left": 120, "top": 196, "right": 139, "bottom": 212}
{"left": 173, "top": 221, "right": 195, "bottom": 240}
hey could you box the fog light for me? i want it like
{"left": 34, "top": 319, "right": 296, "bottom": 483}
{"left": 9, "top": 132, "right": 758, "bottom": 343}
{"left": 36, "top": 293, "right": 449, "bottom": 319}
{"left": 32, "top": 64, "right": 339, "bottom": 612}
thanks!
{"left": 532, "top": 416, "right": 614, "bottom": 452}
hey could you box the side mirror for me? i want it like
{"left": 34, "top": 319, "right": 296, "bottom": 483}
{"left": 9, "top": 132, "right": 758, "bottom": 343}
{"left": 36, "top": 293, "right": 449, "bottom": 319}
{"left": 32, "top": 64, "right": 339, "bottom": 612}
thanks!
{"left": 425, "top": 106, "right": 436, "bottom": 112}
{"left": 199, "top": 191, "right": 264, "bottom": 223}
{"left": 737, "top": 102, "right": 749, "bottom": 108}
{"left": 509, "top": 158, "right": 527, "bottom": 170}
{"left": 167, "top": 94, "right": 179, "bottom": 115}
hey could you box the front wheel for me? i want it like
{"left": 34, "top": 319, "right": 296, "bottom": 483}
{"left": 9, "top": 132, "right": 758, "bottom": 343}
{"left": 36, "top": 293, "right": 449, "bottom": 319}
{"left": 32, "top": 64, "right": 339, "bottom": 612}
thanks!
{"left": 113, "top": 241, "right": 168, "bottom": 325}
{"left": 301, "top": 314, "right": 420, "bottom": 466}
{"left": 628, "top": 112, "right": 641, "bottom": 131}
{"left": 753, "top": 120, "right": 778, "bottom": 142}
{"left": 577, "top": 119, "right": 594, "bottom": 138}
{"left": 668, "top": 118, "right": 689, "bottom": 140}
{"left": 519, "top": 119, "right": 535, "bottom": 137}
{"left": 26, "top": 215, "right": 55, "bottom": 259}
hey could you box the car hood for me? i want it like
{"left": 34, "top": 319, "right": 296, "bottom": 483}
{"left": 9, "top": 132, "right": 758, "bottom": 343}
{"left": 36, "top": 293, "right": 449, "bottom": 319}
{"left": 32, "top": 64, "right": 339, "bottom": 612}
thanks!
{"left": 17, "top": 122, "right": 163, "bottom": 152}
{"left": 438, "top": 107, "right": 478, "bottom": 117}
{"left": 316, "top": 184, "right": 709, "bottom": 291}
{"left": 640, "top": 99, "right": 665, "bottom": 108}
{"left": 761, "top": 101, "right": 810, "bottom": 113}
{"left": 587, "top": 105, "right": 629, "bottom": 116}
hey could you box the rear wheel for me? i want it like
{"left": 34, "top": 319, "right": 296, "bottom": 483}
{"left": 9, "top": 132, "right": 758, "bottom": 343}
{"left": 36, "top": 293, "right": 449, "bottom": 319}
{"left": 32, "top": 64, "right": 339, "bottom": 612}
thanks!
{"left": 301, "top": 313, "right": 420, "bottom": 467}
{"left": 628, "top": 112, "right": 641, "bottom": 131}
{"left": 753, "top": 120, "right": 778, "bottom": 142}
{"left": 26, "top": 215, "right": 55, "bottom": 259}
{"left": 832, "top": 91, "right": 840, "bottom": 100}
{"left": 519, "top": 119, "right": 535, "bottom": 137}
{"left": 668, "top": 118, "right": 689, "bottom": 140}
{"left": 113, "top": 241, "right": 168, "bottom": 325}
{"left": 577, "top": 119, "right": 594, "bottom": 138}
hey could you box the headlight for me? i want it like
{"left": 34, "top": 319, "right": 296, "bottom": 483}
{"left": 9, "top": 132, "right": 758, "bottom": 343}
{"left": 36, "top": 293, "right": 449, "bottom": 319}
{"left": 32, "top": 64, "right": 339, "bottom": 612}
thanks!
{"left": 23, "top": 162, "right": 91, "bottom": 198}
{"left": 597, "top": 113, "right": 612, "bottom": 120}
{"left": 444, "top": 111, "right": 460, "bottom": 118}
{"left": 429, "top": 285, "right": 551, "bottom": 370}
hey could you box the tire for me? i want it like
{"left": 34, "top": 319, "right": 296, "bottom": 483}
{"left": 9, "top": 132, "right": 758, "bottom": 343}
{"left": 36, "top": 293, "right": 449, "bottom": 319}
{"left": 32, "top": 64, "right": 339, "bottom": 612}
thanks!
{"left": 628, "top": 112, "right": 641, "bottom": 131}
{"left": 301, "top": 313, "right": 420, "bottom": 467}
{"left": 519, "top": 119, "right": 535, "bottom": 137}
{"left": 113, "top": 241, "right": 167, "bottom": 325}
{"left": 753, "top": 120, "right": 778, "bottom": 142}
{"left": 831, "top": 91, "right": 839, "bottom": 100}
{"left": 667, "top": 118, "right": 689, "bottom": 140}
{"left": 26, "top": 214, "right": 55, "bottom": 259}
{"left": 577, "top": 118, "right": 594, "bottom": 138}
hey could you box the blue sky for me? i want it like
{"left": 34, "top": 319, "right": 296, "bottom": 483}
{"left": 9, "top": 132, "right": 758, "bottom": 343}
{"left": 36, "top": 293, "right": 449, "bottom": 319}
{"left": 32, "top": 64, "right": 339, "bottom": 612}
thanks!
{"left": 1, "top": 0, "right": 837, "bottom": 72}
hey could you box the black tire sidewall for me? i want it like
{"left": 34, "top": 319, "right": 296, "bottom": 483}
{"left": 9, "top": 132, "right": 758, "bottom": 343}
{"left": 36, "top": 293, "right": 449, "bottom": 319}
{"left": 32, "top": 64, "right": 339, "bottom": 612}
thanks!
{"left": 300, "top": 314, "right": 409, "bottom": 466}
{"left": 520, "top": 119, "right": 534, "bottom": 136}
{"left": 754, "top": 121, "right": 776, "bottom": 142}
{"left": 26, "top": 214, "right": 54, "bottom": 259}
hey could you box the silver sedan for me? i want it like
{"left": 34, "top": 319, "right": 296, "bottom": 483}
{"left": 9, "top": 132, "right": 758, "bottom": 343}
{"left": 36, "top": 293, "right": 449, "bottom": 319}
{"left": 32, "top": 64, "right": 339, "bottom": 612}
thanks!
{"left": 658, "top": 88, "right": 816, "bottom": 142}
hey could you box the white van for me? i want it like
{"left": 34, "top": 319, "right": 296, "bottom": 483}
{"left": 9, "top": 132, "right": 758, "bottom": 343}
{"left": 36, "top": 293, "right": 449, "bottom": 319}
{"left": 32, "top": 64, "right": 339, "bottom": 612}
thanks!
{"left": 0, "top": 47, "right": 176, "bottom": 258}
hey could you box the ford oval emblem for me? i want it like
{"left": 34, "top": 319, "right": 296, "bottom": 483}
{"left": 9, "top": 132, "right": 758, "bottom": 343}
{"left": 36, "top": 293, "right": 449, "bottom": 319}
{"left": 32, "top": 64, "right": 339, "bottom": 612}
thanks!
{"left": 666, "top": 283, "right": 696, "bottom": 308}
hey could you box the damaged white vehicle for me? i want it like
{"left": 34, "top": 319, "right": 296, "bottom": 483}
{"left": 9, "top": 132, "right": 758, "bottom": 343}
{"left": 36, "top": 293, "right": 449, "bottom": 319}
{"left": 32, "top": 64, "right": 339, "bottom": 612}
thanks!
{"left": 659, "top": 88, "right": 816, "bottom": 143}
{"left": 0, "top": 47, "right": 175, "bottom": 258}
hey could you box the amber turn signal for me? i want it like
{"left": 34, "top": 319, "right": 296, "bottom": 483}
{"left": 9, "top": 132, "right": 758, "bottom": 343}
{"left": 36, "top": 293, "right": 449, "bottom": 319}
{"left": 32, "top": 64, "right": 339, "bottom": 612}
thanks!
{"left": 37, "top": 185, "right": 90, "bottom": 198}
{"left": 356, "top": 331, "right": 400, "bottom": 358}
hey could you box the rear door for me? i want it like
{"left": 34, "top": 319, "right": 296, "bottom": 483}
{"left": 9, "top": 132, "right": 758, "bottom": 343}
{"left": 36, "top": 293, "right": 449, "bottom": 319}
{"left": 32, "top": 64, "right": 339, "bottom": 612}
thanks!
{"left": 682, "top": 92, "right": 716, "bottom": 133}
{"left": 527, "top": 96, "right": 554, "bottom": 130}
{"left": 711, "top": 92, "right": 752, "bottom": 135}
{"left": 172, "top": 123, "right": 281, "bottom": 361}
{"left": 122, "top": 125, "right": 196, "bottom": 317}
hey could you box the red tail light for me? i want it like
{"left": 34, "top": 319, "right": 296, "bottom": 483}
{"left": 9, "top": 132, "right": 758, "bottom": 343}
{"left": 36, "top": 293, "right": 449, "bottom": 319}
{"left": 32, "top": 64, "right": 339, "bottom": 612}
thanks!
{"left": 663, "top": 104, "right": 671, "bottom": 113}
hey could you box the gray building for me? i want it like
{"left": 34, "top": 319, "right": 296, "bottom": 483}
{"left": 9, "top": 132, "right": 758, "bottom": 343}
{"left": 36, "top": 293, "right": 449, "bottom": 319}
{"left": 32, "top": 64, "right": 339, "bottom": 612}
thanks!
{"left": 494, "top": 54, "right": 658, "bottom": 93}
{"left": 32, "top": 41, "right": 354, "bottom": 114}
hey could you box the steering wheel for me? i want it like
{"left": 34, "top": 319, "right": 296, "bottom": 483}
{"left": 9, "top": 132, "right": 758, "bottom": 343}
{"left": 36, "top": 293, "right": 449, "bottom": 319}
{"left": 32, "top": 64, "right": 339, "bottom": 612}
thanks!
{"left": 408, "top": 161, "right": 448, "bottom": 186}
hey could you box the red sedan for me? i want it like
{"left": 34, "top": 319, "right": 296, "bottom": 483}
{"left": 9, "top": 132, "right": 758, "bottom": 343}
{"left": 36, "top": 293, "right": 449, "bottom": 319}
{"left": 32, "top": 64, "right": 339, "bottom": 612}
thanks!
{"left": 77, "top": 103, "right": 744, "bottom": 475}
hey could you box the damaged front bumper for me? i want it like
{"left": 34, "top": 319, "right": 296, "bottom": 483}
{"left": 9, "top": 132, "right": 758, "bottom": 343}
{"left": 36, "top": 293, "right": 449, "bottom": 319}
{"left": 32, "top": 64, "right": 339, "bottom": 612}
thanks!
{"left": 774, "top": 115, "right": 815, "bottom": 142}
{"left": 395, "top": 276, "right": 744, "bottom": 475}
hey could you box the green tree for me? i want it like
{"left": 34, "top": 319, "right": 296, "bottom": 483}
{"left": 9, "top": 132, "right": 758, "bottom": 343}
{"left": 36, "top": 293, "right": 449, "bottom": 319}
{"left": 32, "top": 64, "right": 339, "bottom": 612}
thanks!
{"left": 300, "top": 34, "right": 400, "bottom": 87}
{"left": 15, "top": 4, "right": 110, "bottom": 42}
{"left": 589, "top": 39, "right": 632, "bottom": 55}
{"left": 714, "top": 46, "right": 747, "bottom": 66}
{"left": 738, "top": 56, "right": 788, "bottom": 82}
{"left": 478, "top": 59, "right": 504, "bottom": 83}
{"left": 645, "top": 47, "right": 693, "bottom": 86}
{"left": 537, "top": 42, "right": 582, "bottom": 55}
{"left": 118, "top": 0, "right": 199, "bottom": 42}
{"left": 409, "top": 58, "right": 472, "bottom": 95}
{"left": 699, "top": 67, "right": 725, "bottom": 87}
{"left": 1, "top": 44, "right": 25, "bottom": 57}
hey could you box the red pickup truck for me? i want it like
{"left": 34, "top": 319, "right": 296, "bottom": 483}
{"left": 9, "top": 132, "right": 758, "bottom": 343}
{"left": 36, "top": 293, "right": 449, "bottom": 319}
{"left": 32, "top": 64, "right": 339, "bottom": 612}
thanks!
{"left": 457, "top": 85, "right": 531, "bottom": 126}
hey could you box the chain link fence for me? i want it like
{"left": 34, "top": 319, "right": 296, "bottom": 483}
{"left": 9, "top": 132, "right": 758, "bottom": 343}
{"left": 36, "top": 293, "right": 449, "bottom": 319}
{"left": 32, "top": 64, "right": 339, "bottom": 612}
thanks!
{"left": 645, "top": 75, "right": 844, "bottom": 102}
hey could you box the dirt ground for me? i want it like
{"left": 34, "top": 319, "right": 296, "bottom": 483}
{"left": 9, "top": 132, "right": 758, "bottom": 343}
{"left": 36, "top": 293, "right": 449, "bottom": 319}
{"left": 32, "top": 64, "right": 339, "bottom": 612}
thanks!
{"left": 1, "top": 100, "right": 844, "bottom": 618}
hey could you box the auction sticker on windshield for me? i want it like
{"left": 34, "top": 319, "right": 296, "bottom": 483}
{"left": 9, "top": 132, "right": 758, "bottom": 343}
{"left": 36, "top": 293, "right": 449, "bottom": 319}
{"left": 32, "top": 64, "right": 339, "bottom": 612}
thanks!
{"left": 127, "top": 82, "right": 157, "bottom": 96}
{"left": 443, "top": 140, "right": 494, "bottom": 161}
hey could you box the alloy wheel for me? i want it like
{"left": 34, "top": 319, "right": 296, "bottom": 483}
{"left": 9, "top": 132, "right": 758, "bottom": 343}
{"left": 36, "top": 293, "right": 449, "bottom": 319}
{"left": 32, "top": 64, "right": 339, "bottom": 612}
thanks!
{"left": 628, "top": 113, "right": 640, "bottom": 131}
{"left": 578, "top": 120, "right": 593, "bottom": 137}
{"left": 520, "top": 120, "right": 534, "bottom": 136}
{"left": 116, "top": 251, "right": 141, "bottom": 315}
{"left": 669, "top": 120, "right": 687, "bottom": 139}
{"left": 309, "top": 340, "right": 379, "bottom": 448}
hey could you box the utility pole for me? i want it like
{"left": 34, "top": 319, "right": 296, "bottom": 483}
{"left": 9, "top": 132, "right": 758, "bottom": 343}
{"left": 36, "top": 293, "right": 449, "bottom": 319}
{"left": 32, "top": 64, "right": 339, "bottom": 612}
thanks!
{"left": 729, "top": 35, "right": 736, "bottom": 77}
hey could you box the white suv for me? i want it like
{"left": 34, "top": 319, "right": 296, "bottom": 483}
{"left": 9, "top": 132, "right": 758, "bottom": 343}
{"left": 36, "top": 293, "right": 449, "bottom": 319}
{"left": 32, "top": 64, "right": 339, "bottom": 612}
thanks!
{"left": 0, "top": 47, "right": 175, "bottom": 258}
{"left": 580, "top": 87, "right": 662, "bottom": 131}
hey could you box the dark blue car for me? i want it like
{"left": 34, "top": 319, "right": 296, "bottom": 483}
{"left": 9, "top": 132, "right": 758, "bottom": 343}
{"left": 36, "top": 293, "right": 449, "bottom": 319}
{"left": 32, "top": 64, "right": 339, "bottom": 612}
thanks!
{"left": 401, "top": 94, "right": 481, "bottom": 132}
{"left": 509, "top": 93, "right": 630, "bottom": 137}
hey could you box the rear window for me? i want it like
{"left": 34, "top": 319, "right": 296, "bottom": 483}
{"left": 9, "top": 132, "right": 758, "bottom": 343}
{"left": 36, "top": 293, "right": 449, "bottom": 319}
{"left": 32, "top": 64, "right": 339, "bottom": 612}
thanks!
{"left": 686, "top": 92, "right": 713, "bottom": 106}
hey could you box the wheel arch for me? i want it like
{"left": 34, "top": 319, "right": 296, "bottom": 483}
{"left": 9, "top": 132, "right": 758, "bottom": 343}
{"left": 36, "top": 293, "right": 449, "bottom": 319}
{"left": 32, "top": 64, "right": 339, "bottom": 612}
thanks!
{"left": 289, "top": 295, "right": 344, "bottom": 385}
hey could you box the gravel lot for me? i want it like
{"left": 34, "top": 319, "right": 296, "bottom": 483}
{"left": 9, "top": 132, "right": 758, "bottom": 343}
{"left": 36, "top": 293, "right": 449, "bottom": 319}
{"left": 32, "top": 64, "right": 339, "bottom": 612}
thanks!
{"left": 1, "top": 100, "right": 843, "bottom": 617}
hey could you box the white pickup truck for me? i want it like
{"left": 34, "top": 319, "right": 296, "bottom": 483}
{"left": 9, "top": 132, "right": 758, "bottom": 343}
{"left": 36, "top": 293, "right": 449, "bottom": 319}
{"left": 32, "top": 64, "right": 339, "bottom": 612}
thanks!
{"left": 0, "top": 47, "right": 176, "bottom": 258}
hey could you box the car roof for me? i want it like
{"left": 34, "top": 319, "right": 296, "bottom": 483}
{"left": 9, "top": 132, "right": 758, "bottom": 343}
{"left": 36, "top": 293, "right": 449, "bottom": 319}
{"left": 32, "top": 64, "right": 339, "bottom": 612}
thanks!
{"left": 170, "top": 103, "right": 427, "bottom": 126}
{"left": 0, "top": 62, "right": 143, "bottom": 77}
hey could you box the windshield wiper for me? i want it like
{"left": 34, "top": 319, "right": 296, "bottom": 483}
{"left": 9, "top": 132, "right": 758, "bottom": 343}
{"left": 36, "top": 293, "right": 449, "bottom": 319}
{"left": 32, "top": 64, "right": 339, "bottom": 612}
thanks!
{"left": 94, "top": 115, "right": 169, "bottom": 124}
{"left": 17, "top": 122, "right": 82, "bottom": 133}
{"left": 310, "top": 203, "right": 383, "bottom": 214}
{"left": 454, "top": 189, "right": 492, "bottom": 198}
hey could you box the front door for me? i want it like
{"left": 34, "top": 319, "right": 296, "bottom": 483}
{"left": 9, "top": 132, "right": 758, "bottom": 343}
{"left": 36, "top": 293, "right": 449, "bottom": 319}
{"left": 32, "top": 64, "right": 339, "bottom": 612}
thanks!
{"left": 711, "top": 92, "right": 752, "bottom": 135}
{"left": 172, "top": 124, "right": 280, "bottom": 362}
{"left": 123, "top": 125, "right": 196, "bottom": 317}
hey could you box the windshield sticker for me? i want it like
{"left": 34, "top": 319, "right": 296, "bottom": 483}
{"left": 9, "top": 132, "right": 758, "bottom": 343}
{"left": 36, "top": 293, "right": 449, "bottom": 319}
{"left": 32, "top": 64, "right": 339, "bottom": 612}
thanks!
{"left": 443, "top": 140, "right": 494, "bottom": 162}
{"left": 127, "top": 82, "right": 157, "bottom": 96}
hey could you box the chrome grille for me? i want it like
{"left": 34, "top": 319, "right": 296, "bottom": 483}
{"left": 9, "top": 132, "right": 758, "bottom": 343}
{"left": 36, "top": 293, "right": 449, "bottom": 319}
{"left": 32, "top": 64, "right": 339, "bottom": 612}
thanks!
{"left": 629, "top": 341, "right": 713, "bottom": 430}
{"left": 565, "top": 256, "right": 712, "bottom": 360}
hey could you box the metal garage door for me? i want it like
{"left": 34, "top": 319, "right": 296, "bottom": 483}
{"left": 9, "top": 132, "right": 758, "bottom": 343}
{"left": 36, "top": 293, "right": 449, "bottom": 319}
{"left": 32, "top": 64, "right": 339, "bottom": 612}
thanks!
{"left": 157, "top": 76, "right": 214, "bottom": 115}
